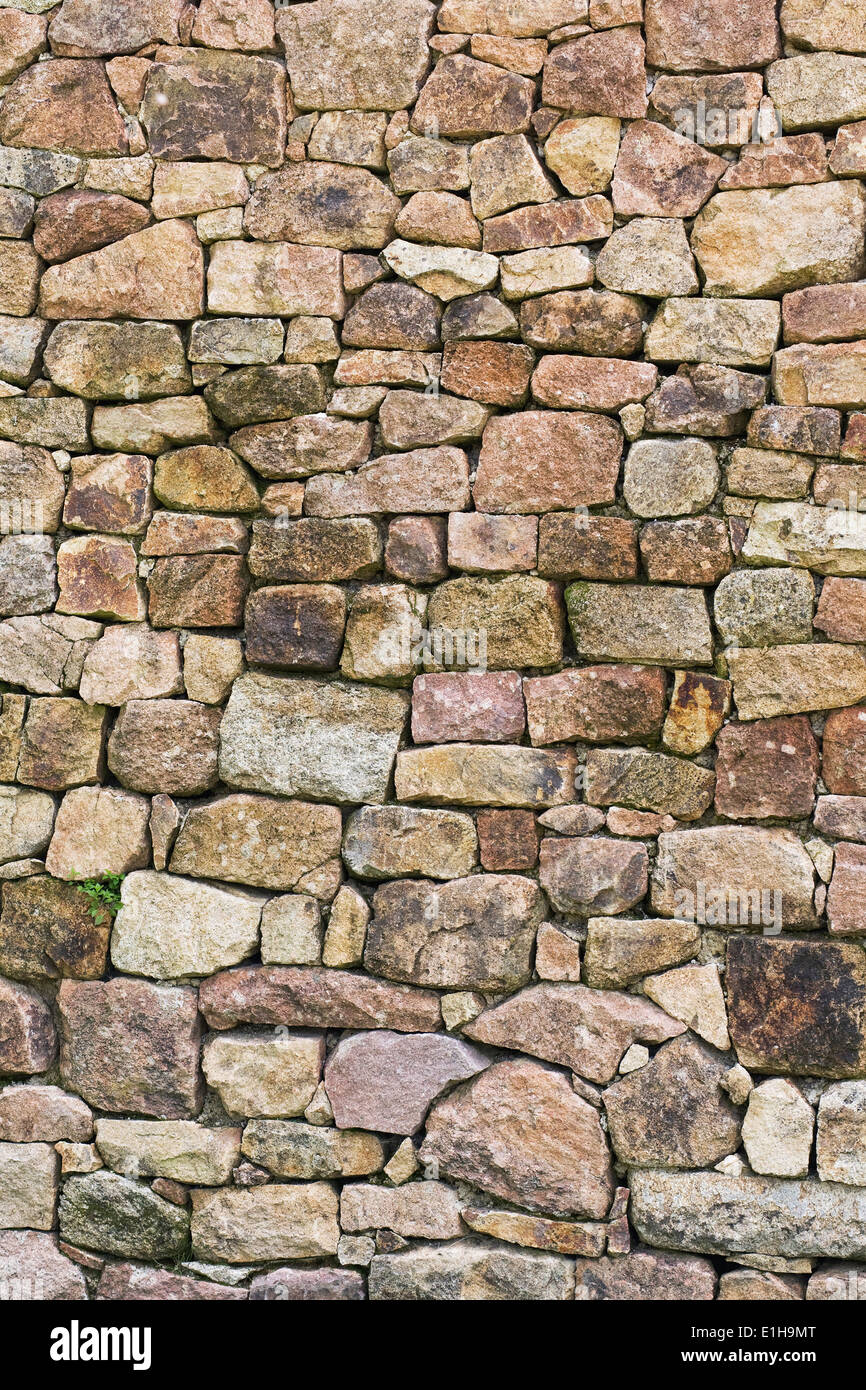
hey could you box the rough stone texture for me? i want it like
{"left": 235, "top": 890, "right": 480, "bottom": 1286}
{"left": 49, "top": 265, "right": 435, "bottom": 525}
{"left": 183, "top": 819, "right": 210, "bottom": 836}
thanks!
{"left": 324, "top": 1030, "right": 489, "bottom": 1134}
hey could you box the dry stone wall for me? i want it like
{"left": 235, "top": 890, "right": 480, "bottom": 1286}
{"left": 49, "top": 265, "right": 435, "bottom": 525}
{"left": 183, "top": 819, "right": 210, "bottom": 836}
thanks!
{"left": 1, "top": 0, "right": 866, "bottom": 1303}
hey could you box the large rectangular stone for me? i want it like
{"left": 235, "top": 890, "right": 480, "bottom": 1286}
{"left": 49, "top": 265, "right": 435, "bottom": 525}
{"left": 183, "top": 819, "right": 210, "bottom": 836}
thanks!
{"left": 645, "top": 298, "right": 781, "bottom": 368}
{"left": 190, "top": 1184, "right": 339, "bottom": 1264}
{"left": 742, "top": 501, "right": 866, "bottom": 575}
{"left": 566, "top": 583, "right": 714, "bottom": 665}
{"left": 219, "top": 674, "right": 409, "bottom": 804}
{"left": 728, "top": 643, "right": 866, "bottom": 719}
{"left": 652, "top": 826, "right": 816, "bottom": 928}
{"left": 207, "top": 241, "right": 346, "bottom": 318}
{"left": 631, "top": 1169, "right": 866, "bottom": 1260}
{"left": 395, "top": 744, "right": 577, "bottom": 807}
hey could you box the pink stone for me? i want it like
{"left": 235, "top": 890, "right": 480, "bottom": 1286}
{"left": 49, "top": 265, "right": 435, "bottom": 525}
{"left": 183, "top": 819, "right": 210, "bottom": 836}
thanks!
{"left": 324, "top": 1030, "right": 490, "bottom": 1135}
{"left": 411, "top": 671, "right": 526, "bottom": 743}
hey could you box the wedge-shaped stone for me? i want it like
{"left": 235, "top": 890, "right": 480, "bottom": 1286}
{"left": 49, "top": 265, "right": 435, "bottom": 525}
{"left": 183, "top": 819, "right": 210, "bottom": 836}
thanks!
{"left": 395, "top": 744, "right": 576, "bottom": 809}
{"left": 59, "top": 1171, "right": 188, "bottom": 1260}
{"left": 462, "top": 1207, "right": 605, "bottom": 1258}
{"left": 277, "top": 0, "right": 435, "bottom": 111}
{"left": 566, "top": 583, "right": 713, "bottom": 665}
{"left": 542, "top": 27, "right": 648, "bottom": 119}
{"left": 191, "top": 1183, "right": 339, "bottom": 1264}
{"left": 39, "top": 220, "right": 204, "bottom": 320}
{"left": 420, "top": 1058, "right": 612, "bottom": 1218}
{"left": 0, "top": 59, "right": 126, "bottom": 157}
{"left": 643, "top": 963, "right": 730, "bottom": 1050}
{"left": 95, "top": 1120, "right": 240, "bottom": 1186}
{"left": 585, "top": 748, "right": 716, "bottom": 821}
{"left": 342, "top": 806, "right": 477, "bottom": 881}
{"left": 111, "top": 870, "right": 261, "bottom": 979}
{"left": 245, "top": 163, "right": 400, "bottom": 250}
{"left": 575, "top": 1248, "right": 716, "bottom": 1300}
{"left": 169, "top": 795, "right": 342, "bottom": 891}
{"left": 369, "top": 1239, "right": 573, "bottom": 1300}
{"left": 365, "top": 875, "right": 544, "bottom": 992}
{"left": 691, "top": 184, "right": 866, "bottom": 297}
{"left": 727, "top": 936, "right": 866, "bottom": 1079}
{"left": 207, "top": 241, "right": 345, "bottom": 318}
{"left": 612, "top": 120, "right": 725, "bottom": 219}
{"left": 652, "top": 827, "right": 816, "bottom": 928}
{"left": 630, "top": 1169, "right": 866, "bottom": 1260}
{"left": 728, "top": 643, "right": 866, "bottom": 720}
{"left": 199, "top": 966, "right": 441, "bottom": 1033}
{"left": 646, "top": 299, "right": 780, "bottom": 368}
{"left": 766, "top": 53, "right": 866, "bottom": 131}
{"left": 304, "top": 447, "right": 470, "bottom": 516}
{"left": 595, "top": 218, "right": 698, "bottom": 300}
{"left": 474, "top": 410, "right": 622, "bottom": 513}
{"left": 583, "top": 918, "right": 700, "bottom": 990}
{"left": 219, "top": 674, "right": 409, "bottom": 804}
{"left": 604, "top": 1036, "right": 741, "bottom": 1169}
{"left": 202, "top": 1031, "right": 324, "bottom": 1118}
{"left": 58, "top": 977, "right": 203, "bottom": 1119}
{"left": 465, "top": 983, "right": 683, "bottom": 1084}
{"left": 324, "top": 1030, "right": 490, "bottom": 1134}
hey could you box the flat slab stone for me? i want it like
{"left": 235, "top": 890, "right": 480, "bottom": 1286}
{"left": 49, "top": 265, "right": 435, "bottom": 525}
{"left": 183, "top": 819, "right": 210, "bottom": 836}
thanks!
{"left": 369, "top": 1239, "right": 573, "bottom": 1300}
{"left": 199, "top": 966, "right": 441, "bottom": 1033}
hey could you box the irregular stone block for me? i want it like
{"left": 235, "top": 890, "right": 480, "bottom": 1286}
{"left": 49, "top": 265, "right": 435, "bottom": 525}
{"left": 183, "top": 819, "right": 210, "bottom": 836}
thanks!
{"left": 278, "top": 0, "right": 435, "bottom": 112}
{"left": 0, "top": 977, "right": 57, "bottom": 1074}
{"left": 241, "top": 1121, "right": 383, "bottom": 1180}
{"left": 0, "top": 1141, "right": 57, "bottom": 1230}
{"left": 111, "top": 870, "right": 260, "bottom": 979}
{"left": 342, "top": 806, "right": 477, "bottom": 881}
{"left": 585, "top": 748, "right": 716, "bottom": 821}
{"left": 304, "top": 446, "right": 470, "bottom": 516}
{"left": 190, "top": 1183, "right": 339, "bottom": 1263}
{"left": 566, "top": 582, "right": 714, "bottom": 666}
{"left": 369, "top": 1239, "right": 573, "bottom": 1300}
{"left": 645, "top": 0, "right": 781, "bottom": 72}
{"left": 199, "top": 966, "right": 441, "bottom": 1033}
{"left": 325, "top": 1030, "right": 489, "bottom": 1135}
{"left": 245, "top": 162, "right": 400, "bottom": 250}
{"left": 95, "top": 1119, "right": 240, "bottom": 1186}
{"left": 0, "top": 1229, "right": 86, "bottom": 1300}
{"left": 141, "top": 47, "right": 286, "bottom": 165}
{"left": 341, "top": 1182, "right": 463, "bottom": 1240}
{"left": 715, "top": 717, "right": 819, "bottom": 820}
{"left": 395, "top": 744, "right": 576, "bottom": 809}
{"left": 170, "top": 795, "right": 342, "bottom": 891}
{"left": 474, "top": 409, "right": 622, "bottom": 513}
{"left": 583, "top": 918, "right": 700, "bottom": 990}
{"left": 39, "top": 219, "right": 204, "bottom": 320}
{"left": 107, "top": 699, "right": 220, "bottom": 796}
{"left": 542, "top": 27, "right": 647, "bottom": 118}
{"left": 652, "top": 826, "right": 816, "bottom": 928}
{"left": 411, "top": 55, "right": 534, "bottom": 138}
{"left": 248, "top": 518, "right": 382, "bottom": 584}
{"left": 202, "top": 1031, "right": 324, "bottom": 1118}
{"left": 207, "top": 240, "right": 345, "bottom": 318}
{"left": 59, "top": 1170, "right": 188, "bottom": 1259}
{"left": 728, "top": 643, "right": 866, "bottom": 720}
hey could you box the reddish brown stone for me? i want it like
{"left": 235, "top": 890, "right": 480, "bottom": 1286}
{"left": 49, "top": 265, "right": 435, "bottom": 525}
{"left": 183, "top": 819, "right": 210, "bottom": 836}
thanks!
{"left": 813, "top": 463, "right": 866, "bottom": 509}
{"left": 0, "top": 59, "right": 127, "bottom": 156}
{"left": 0, "top": 8, "right": 46, "bottom": 85}
{"left": 726, "top": 936, "right": 866, "bottom": 1079}
{"left": 645, "top": 0, "right": 781, "bottom": 73}
{"left": 520, "top": 289, "right": 644, "bottom": 356}
{"left": 524, "top": 666, "right": 667, "bottom": 745}
{"left": 613, "top": 120, "right": 725, "bottom": 217}
{"left": 97, "top": 1263, "right": 246, "bottom": 1301}
{"left": 411, "top": 55, "right": 534, "bottom": 139}
{"left": 147, "top": 555, "right": 249, "bottom": 628}
{"left": 141, "top": 48, "right": 286, "bottom": 167}
{"left": 815, "top": 796, "right": 866, "bottom": 844}
{"left": 230, "top": 416, "right": 373, "bottom": 479}
{"left": 823, "top": 707, "right": 866, "bottom": 797}
{"left": 342, "top": 283, "right": 441, "bottom": 351}
{"left": 482, "top": 196, "right": 612, "bottom": 253}
{"left": 815, "top": 579, "right": 866, "bottom": 643}
{"left": 447, "top": 513, "right": 537, "bottom": 573}
{"left": 32, "top": 191, "right": 150, "bottom": 264}
{"left": 663, "top": 671, "right": 731, "bottom": 756}
{"left": 0, "top": 978, "right": 57, "bottom": 1075}
{"left": 830, "top": 121, "right": 866, "bottom": 176}
{"left": 199, "top": 966, "right": 441, "bottom": 1033}
{"left": 58, "top": 978, "right": 203, "bottom": 1118}
{"left": 107, "top": 699, "right": 221, "bottom": 796}
{"left": 63, "top": 454, "right": 153, "bottom": 536}
{"left": 0, "top": 1085, "right": 92, "bottom": 1143}
{"left": 440, "top": 341, "right": 533, "bottom": 408}
{"left": 828, "top": 844, "right": 866, "bottom": 937}
{"left": 411, "top": 671, "right": 526, "bottom": 744}
{"left": 539, "top": 837, "right": 649, "bottom": 916}
{"left": 842, "top": 416, "right": 866, "bottom": 462}
{"left": 649, "top": 73, "right": 764, "bottom": 150}
{"left": 542, "top": 28, "right": 647, "bottom": 119}
{"left": 17, "top": 698, "right": 108, "bottom": 792}
{"left": 324, "top": 1030, "right": 489, "bottom": 1136}
{"left": 474, "top": 410, "right": 622, "bottom": 513}
{"left": 477, "top": 809, "right": 538, "bottom": 871}
{"left": 244, "top": 162, "right": 400, "bottom": 251}
{"left": 0, "top": 876, "right": 109, "bottom": 982}
{"left": 249, "top": 518, "right": 382, "bottom": 584}
{"left": 720, "top": 134, "right": 828, "bottom": 191}
{"left": 57, "top": 536, "right": 146, "bottom": 623}
{"left": 537, "top": 514, "right": 639, "bottom": 581}
{"left": 385, "top": 516, "right": 448, "bottom": 583}
{"left": 715, "top": 717, "right": 819, "bottom": 821}
{"left": 747, "top": 407, "right": 841, "bottom": 457}
{"left": 640, "top": 518, "right": 733, "bottom": 585}
{"left": 141, "top": 513, "right": 249, "bottom": 557}
{"left": 250, "top": 1267, "right": 364, "bottom": 1300}
{"left": 532, "top": 356, "right": 657, "bottom": 412}
{"left": 245, "top": 585, "right": 347, "bottom": 671}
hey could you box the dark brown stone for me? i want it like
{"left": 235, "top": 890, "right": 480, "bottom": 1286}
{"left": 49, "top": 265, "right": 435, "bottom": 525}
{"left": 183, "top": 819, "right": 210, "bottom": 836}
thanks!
{"left": 203, "top": 365, "right": 326, "bottom": 429}
{"left": 542, "top": 28, "right": 648, "bottom": 119}
{"left": 477, "top": 810, "right": 538, "bottom": 872}
{"left": 147, "top": 555, "right": 249, "bottom": 628}
{"left": 33, "top": 190, "right": 150, "bottom": 263}
{"left": 524, "top": 665, "right": 667, "bottom": 745}
{"left": 539, "top": 837, "right": 649, "bottom": 916}
{"left": 726, "top": 936, "right": 866, "bottom": 1079}
{"left": 141, "top": 48, "right": 286, "bottom": 166}
{"left": 520, "top": 289, "right": 644, "bottom": 356}
{"left": 248, "top": 519, "right": 382, "bottom": 583}
{"left": 440, "top": 341, "right": 533, "bottom": 408}
{"left": 245, "top": 585, "right": 347, "bottom": 671}
{"left": 646, "top": 364, "right": 766, "bottom": 437}
{"left": 0, "top": 876, "right": 109, "bottom": 982}
{"left": 342, "top": 283, "right": 441, "bottom": 351}
{"left": 384, "top": 516, "right": 448, "bottom": 583}
{"left": 537, "top": 514, "right": 639, "bottom": 580}
{"left": 640, "top": 518, "right": 732, "bottom": 585}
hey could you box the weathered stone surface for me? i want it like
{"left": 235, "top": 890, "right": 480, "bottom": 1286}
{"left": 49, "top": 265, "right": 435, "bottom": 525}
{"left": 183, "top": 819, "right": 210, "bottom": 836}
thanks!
{"left": 714, "top": 568, "right": 815, "bottom": 649}
{"left": 343, "top": 806, "right": 477, "bottom": 881}
{"left": 170, "top": 795, "right": 341, "bottom": 892}
{"left": 77, "top": 624, "right": 180, "bottom": 706}
{"left": 646, "top": 299, "right": 779, "bottom": 369}
{"left": 630, "top": 1168, "right": 866, "bottom": 1260}
{"left": 0, "top": 58, "right": 126, "bottom": 157}
{"left": 0, "top": 976, "right": 56, "bottom": 1074}
{"left": 364, "top": 874, "right": 542, "bottom": 993}
{"left": 58, "top": 977, "right": 203, "bottom": 1118}
{"left": 425, "top": 575, "right": 563, "bottom": 669}
{"left": 0, "top": 785, "right": 55, "bottom": 864}
{"left": 767, "top": 53, "right": 866, "bottom": 132}
{"left": 379, "top": 390, "right": 490, "bottom": 448}
{"left": 383, "top": 239, "right": 498, "bottom": 301}
{"left": 241, "top": 1121, "right": 383, "bottom": 1181}
{"left": 395, "top": 744, "right": 575, "bottom": 809}
{"left": 45, "top": 786, "right": 150, "bottom": 881}
{"left": 566, "top": 583, "right": 713, "bottom": 666}
{"left": 63, "top": 453, "right": 154, "bottom": 537}
{"left": 341, "top": 1181, "right": 462, "bottom": 1240}
{"left": 250, "top": 1266, "right": 364, "bottom": 1300}
{"left": 524, "top": 667, "right": 663, "bottom": 749}
{"left": 91, "top": 396, "right": 219, "bottom": 455}
{"left": 824, "top": 706, "right": 866, "bottom": 798}
{"left": 728, "top": 643, "right": 866, "bottom": 720}
{"left": 474, "top": 410, "right": 621, "bottom": 513}
{"left": 0, "top": 1141, "right": 57, "bottom": 1230}
{"left": 624, "top": 438, "right": 719, "bottom": 519}
{"left": 484, "top": 197, "right": 613, "bottom": 254}
{"left": 325, "top": 1030, "right": 489, "bottom": 1134}
{"left": 537, "top": 514, "right": 638, "bottom": 581}
{"left": 583, "top": 918, "right": 699, "bottom": 990}
{"left": 0, "top": 1084, "right": 91, "bottom": 1143}
{"left": 249, "top": 518, "right": 381, "bottom": 584}
{"left": 97, "top": 1262, "right": 246, "bottom": 1301}
{"left": 95, "top": 1120, "right": 239, "bottom": 1186}
{"left": 0, "top": 535, "right": 57, "bottom": 619}
{"left": 141, "top": 48, "right": 285, "bottom": 165}
{"left": 807, "top": 1264, "right": 866, "bottom": 1301}
{"left": 604, "top": 1036, "right": 740, "bottom": 1168}
{"left": 17, "top": 697, "right": 107, "bottom": 793}
{"left": 342, "top": 282, "right": 440, "bottom": 350}
{"left": 544, "top": 116, "right": 620, "bottom": 198}
{"left": 411, "top": 671, "right": 525, "bottom": 744}
{"left": 585, "top": 748, "right": 715, "bottom": 821}
{"left": 0, "top": 316, "right": 48, "bottom": 387}
{"left": 727, "top": 936, "right": 866, "bottom": 1079}
{"left": 369, "top": 1239, "right": 573, "bottom": 1300}
{"left": 190, "top": 1182, "right": 339, "bottom": 1264}
{"left": 715, "top": 717, "right": 818, "bottom": 820}
{"left": 575, "top": 1247, "right": 716, "bottom": 1300}
{"left": 663, "top": 671, "right": 731, "bottom": 756}
{"left": 245, "top": 163, "right": 400, "bottom": 251}
{"left": 200, "top": 966, "right": 441, "bottom": 1033}
{"left": 107, "top": 699, "right": 220, "bottom": 796}
{"left": 815, "top": 578, "right": 866, "bottom": 643}
{"left": 465, "top": 983, "right": 683, "bottom": 1084}
{"left": 539, "top": 837, "right": 648, "bottom": 917}
{"left": 827, "top": 842, "right": 866, "bottom": 936}
{"left": 232, "top": 415, "right": 371, "bottom": 479}
{"left": 39, "top": 220, "right": 204, "bottom": 320}
{"left": 644, "top": 962, "right": 730, "bottom": 1050}
{"left": 0, "top": 1229, "right": 86, "bottom": 1300}
{"left": 645, "top": 0, "right": 781, "bottom": 72}
{"left": 412, "top": 55, "right": 534, "bottom": 139}
{"left": 741, "top": 1079, "right": 814, "bottom": 1179}
{"left": 447, "top": 513, "right": 537, "bottom": 574}
{"left": 531, "top": 356, "right": 656, "bottom": 412}
{"left": 147, "top": 554, "right": 248, "bottom": 629}
{"left": 816, "top": 1082, "right": 866, "bottom": 1186}
{"left": 692, "top": 184, "right": 866, "bottom": 297}
{"left": 202, "top": 1031, "right": 324, "bottom": 1118}
{"left": 278, "top": 0, "right": 434, "bottom": 112}
{"left": 59, "top": 1169, "right": 189, "bottom": 1258}
{"left": 543, "top": 27, "right": 647, "bottom": 119}
{"left": 219, "top": 674, "right": 408, "bottom": 804}
{"left": 45, "top": 321, "right": 189, "bottom": 402}
{"left": 110, "top": 870, "right": 259, "bottom": 979}
{"left": 0, "top": 240, "right": 41, "bottom": 316}
{"left": 652, "top": 827, "right": 816, "bottom": 928}
{"left": 521, "top": 288, "right": 642, "bottom": 356}
{"left": 613, "top": 120, "right": 724, "bottom": 219}
{"left": 207, "top": 241, "right": 345, "bottom": 319}
{"left": 305, "top": 446, "right": 469, "bottom": 516}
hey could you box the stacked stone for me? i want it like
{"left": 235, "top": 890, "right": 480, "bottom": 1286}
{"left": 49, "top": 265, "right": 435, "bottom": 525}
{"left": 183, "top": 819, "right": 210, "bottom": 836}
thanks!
{"left": 2, "top": 0, "right": 866, "bottom": 1303}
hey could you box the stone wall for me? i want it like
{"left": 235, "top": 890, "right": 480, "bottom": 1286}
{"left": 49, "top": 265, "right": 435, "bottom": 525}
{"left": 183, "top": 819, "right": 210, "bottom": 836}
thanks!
{"left": 1, "top": 0, "right": 866, "bottom": 1304}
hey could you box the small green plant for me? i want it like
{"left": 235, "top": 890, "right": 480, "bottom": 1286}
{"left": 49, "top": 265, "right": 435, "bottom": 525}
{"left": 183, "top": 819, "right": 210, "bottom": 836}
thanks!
{"left": 73, "top": 873, "right": 125, "bottom": 926}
